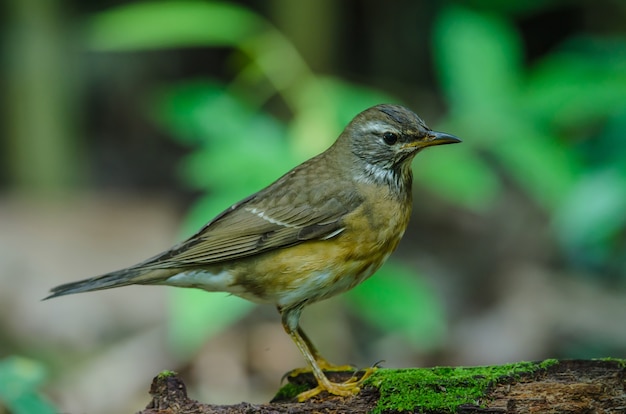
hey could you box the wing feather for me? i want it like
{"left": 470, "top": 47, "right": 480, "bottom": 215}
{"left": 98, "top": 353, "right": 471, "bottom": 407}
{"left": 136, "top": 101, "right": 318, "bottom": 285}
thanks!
{"left": 139, "top": 185, "right": 362, "bottom": 268}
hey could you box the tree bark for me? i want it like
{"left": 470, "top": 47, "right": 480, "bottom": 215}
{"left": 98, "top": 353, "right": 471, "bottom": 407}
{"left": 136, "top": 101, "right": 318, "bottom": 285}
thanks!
{"left": 138, "top": 359, "right": 625, "bottom": 413}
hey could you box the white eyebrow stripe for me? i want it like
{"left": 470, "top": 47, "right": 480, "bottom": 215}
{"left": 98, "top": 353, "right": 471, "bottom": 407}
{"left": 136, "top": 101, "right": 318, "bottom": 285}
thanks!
{"left": 360, "top": 120, "right": 399, "bottom": 135}
{"left": 246, "top": 207, "right": 298, "bottom": 228}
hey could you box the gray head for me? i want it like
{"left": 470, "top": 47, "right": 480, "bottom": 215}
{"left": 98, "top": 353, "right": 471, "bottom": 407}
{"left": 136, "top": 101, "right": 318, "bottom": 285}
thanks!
{"left": 335, "top": 104, "right": 461, "bottom": 188}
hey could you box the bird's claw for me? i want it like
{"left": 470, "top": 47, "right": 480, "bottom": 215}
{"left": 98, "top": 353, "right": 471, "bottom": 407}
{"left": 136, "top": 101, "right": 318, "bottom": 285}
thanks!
{"left": 296, "top": 380, "right": 360, "bottom": 402}
{"left": 295, "top": 365, "right": 378, "bottom": 401}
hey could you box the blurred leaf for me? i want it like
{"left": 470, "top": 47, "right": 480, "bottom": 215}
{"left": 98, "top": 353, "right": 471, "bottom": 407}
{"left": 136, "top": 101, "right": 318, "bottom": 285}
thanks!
{"left": 586, "top": 107, "right": 626, "bottom": 167}
{"left": 302, "top": 77, "right": 396, "bottom": 128}
{"left": 0, "top": 357, "right": 56, "bottom": 414}
{"left": 168, "top": 289, "right": 255, "bottom": 358}
{"left": 152, "top": 81, "right": 295, "bottom": 192}
{"left": 87, "top": 1, "right": 264, "bottom": 50}
{"left": 289, "top": 77, "right": 396, "bottom": 156}
{"left": 553, "top": 168, "right": 626, "bottom": 268}
{"left": 433, "top": 4, "right": 583, "bottom": 211}
{"left": 489, "top": 121, "right": 582, "bottom": 210}
{"left": 415, "top": 143, "right": 500, "bottom": 211}
{"left": 346, "top": 263, "right": 446, "bottom": 350}
{"left": 179, "top": 134, "right": 292, "bottom": 192}
{"left": 524, "top": 39, "right": 626, "bottom": 128}
{"left": 150, "top": 80, "right": 227, "bottom": 145}
{"left": 238, "top": 30, "right": 313, "bottom": 105}
{"left": 152, "top": 80, "right": 285, "bottom": 145}
{"left": 433, "top": 6, "right": 522, "bottom": 117}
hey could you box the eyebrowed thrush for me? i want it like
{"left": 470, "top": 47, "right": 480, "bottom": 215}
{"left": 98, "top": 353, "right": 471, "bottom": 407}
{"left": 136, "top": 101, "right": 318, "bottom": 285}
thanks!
{"left": 46, "top": 104, "right": 460, "bottom": 401}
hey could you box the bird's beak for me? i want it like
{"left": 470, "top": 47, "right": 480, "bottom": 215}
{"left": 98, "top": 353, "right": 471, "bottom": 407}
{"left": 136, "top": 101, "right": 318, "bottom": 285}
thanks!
{"left": 401, "top": 130, "right": 461, "bottom": 151}
{"left": 422, "top": 131, "right": 462, "bottom": 147}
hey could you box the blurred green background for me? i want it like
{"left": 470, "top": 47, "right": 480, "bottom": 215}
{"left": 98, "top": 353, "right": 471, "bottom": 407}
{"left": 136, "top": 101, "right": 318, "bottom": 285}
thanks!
{"left": 1, "top": 0, "right": 626, "bottom": 413}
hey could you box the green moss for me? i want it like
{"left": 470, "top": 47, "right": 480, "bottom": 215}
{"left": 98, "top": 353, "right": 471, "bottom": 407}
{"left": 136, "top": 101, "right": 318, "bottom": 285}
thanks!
{"left": 537, "top": 358, "right": 559, "bottom": 369}
{"left": 157, "top": 370, "right": 178, "bottom": 379}
{"left": 595, "top": 357, "right": 626, "bottom": 368}
{"left": 365, "top": 359, "right": 559, "bottom": 413}
{"left": 270, "top": 360, "right": 563, "bottom": 410}
{"left": 272, "top": 382, "right": 310, "bottom": 401}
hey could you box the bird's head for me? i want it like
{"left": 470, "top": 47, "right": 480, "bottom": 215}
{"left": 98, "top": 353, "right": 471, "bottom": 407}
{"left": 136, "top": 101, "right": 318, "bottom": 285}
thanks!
{"left": 336, "top": 104, "right": 461, "bottom": 189}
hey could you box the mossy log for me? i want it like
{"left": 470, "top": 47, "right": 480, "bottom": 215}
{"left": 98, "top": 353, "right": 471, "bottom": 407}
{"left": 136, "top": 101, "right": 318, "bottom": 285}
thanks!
{"left": 138, "top": 359, "right": 625, "bottom": 413}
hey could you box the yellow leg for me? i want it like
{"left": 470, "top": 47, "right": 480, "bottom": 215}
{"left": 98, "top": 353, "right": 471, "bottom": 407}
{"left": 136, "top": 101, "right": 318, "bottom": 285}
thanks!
{"left": 297, "top": 326, "right": 355, "bottom": 372}
{"left": 279, "top": 307, "right": 376, "bottom": 401}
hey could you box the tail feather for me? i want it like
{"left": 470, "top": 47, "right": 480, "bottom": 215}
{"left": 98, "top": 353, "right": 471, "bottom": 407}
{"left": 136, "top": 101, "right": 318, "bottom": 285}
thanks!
{"left": 44, "top": 267, "right": 176, "bottom": 300}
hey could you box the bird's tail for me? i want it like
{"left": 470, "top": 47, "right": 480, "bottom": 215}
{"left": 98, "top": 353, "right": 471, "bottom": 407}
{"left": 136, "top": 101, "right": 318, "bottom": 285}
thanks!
{"left": 44, "top": 266, "right": 176, "bottom": 300}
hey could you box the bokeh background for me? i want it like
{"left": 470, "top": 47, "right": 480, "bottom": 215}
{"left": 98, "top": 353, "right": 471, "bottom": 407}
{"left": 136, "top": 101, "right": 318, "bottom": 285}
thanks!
{"left": 2, "top": 1, "right": 626, "bottom": 413}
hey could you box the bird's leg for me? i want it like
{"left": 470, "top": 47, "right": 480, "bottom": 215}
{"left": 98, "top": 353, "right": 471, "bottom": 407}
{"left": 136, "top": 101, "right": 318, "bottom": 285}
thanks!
{"left": 279, "top": 306, "right": 373, "bottom": 401}
{"left": 296, "top": 326, "right": 355, "bottom": 372}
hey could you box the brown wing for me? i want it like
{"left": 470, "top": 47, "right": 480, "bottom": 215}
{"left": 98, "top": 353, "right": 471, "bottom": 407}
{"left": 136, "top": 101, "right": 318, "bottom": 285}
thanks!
{"left": 138, "top": 175, "right": 363, "bottom": 268}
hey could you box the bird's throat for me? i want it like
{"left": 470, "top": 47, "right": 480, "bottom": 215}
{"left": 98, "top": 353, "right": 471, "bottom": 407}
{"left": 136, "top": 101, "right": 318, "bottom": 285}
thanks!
{"left": 356, "top": 161, "right": 412, "bottom": 201}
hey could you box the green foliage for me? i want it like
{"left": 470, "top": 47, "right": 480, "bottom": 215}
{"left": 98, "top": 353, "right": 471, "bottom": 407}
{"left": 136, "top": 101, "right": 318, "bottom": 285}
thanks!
{"left": 151, "top": 81, "right": 294, "bottom": 195}
{"left": 434, "top": 6, "right": 581, "bottom": 211}
{"left": 554, "top": 170, "right": 626, "bottom": 271}
{"left": 168, "top": 289, "right": 255, "bottom": 358}
{"left": 0, "top": 356, "right": 57, "bottom": 414}
{"left": 85, "top": 0, "right": 626, "bottom": 362}
{"left": 523, "top": 38, "right": 626, "bottom": 127}
{"left": 415, "top": 144, "right": 500, "bottom": 210}
{"left": 435, "top": 6, "right": 522, "bottom": 115}
{"left": 434, "top": 5, "right": 626, "bottom": 277}
{"left": 87, "top": 2, "right": 264, "bottom": 50}
{"left": 346, "top": 263, "right": 446, "bottom": 350}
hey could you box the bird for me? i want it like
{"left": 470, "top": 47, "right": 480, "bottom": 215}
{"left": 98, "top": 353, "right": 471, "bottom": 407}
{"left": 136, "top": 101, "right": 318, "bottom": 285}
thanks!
{"left": 46, "top": 104, "right": 460, "bottom": 401}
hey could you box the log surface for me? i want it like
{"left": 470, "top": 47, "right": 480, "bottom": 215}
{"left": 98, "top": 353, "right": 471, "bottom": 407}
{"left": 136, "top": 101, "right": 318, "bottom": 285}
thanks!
{"left": 137, "top": 360, "right": 626, "bottom": 413}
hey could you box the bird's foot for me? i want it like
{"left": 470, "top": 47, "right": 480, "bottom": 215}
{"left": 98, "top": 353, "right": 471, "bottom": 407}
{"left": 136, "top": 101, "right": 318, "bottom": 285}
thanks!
{"left": 295, "top": 366, "right": 377, "bottom": 402}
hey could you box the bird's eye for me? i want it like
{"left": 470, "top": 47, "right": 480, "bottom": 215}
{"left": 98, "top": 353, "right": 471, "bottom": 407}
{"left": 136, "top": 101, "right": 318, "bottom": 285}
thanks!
{"left": 382, "top": 132, "right": 398, "bottom": 145}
